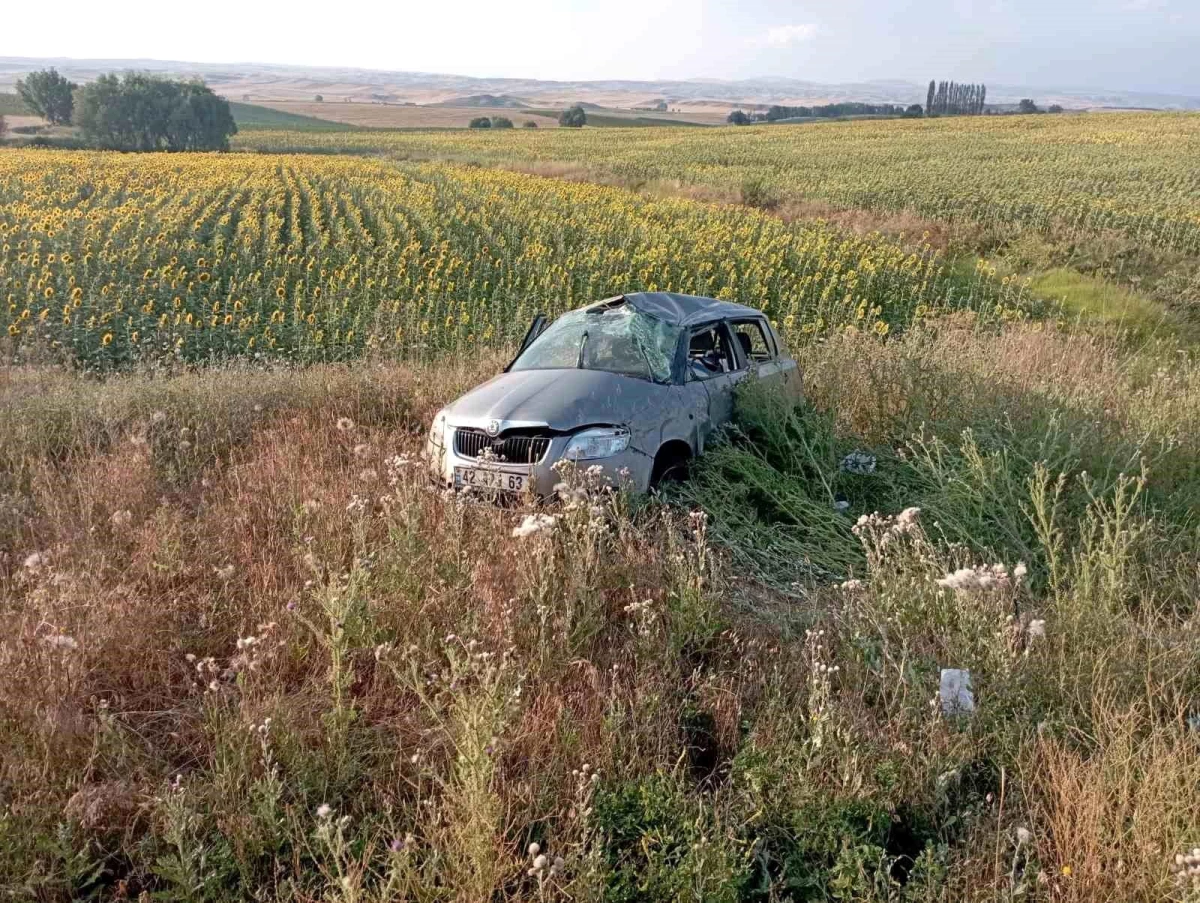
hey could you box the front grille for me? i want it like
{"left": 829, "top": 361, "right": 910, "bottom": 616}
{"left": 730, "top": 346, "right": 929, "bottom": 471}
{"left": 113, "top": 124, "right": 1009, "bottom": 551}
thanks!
{"left": 454, "top": 428, "right": 551, "bottom": 464}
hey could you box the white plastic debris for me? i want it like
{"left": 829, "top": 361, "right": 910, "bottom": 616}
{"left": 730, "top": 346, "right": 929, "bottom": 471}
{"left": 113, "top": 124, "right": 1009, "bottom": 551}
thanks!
{"left": 840, "top": 451, "right": 877, "bottom": 475}
{"left": 939, "top": 668, "right": 976, "bottom": 717}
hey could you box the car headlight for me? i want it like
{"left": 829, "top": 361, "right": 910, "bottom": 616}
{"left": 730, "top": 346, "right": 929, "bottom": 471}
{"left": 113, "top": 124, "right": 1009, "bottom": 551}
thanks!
{"left": 428, "top": 409, "right": 448, "bottom": 447}
{"left": 563, "top": 427, "right": 629, "bottom": 461}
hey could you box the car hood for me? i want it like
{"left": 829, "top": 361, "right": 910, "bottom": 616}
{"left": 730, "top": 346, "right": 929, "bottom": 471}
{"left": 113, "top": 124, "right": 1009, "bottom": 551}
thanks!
{"left": 445, "top": 368, "right": 672, "bottom": 433}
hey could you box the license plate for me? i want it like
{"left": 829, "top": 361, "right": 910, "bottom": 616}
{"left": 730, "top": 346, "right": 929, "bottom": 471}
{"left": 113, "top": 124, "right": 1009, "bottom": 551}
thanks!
{"left": 454, "top": 467, "right": 527, "bottom": 494}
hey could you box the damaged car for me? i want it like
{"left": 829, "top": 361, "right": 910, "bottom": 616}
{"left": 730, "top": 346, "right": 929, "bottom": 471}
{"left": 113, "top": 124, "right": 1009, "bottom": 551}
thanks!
{"left": 426, "top": 292, "right": 802, "bottom": 495}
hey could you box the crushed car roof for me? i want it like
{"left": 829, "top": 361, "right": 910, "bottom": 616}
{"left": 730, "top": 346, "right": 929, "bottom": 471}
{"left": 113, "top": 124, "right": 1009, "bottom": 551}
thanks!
{"left": 588, "top": 292, "right": 763, "bottom": 327}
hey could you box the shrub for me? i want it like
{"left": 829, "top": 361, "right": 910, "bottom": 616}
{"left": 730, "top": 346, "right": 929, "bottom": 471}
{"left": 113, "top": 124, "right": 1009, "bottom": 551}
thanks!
{"left": 489, "top": 116, "right": 513, "bottom": 129}
{"left": 75, "top": 73, "right": 236, "bottom": 151}
{"left": 559, "top": 104, "right": 587, "bottom": 128}
{"left": 468, "top": 116, "right": 492, "bottom": 129}
{"left": 739, "top": 174, "right": 780, "bottom": 210}
{"left": 522, "top": 119, "right": 538, "bottom": 128}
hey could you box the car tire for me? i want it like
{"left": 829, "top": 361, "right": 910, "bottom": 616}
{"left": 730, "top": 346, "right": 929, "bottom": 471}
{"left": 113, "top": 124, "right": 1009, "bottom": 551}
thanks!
{"left": 650, "top": 443, "right": 692, "bottom": 488}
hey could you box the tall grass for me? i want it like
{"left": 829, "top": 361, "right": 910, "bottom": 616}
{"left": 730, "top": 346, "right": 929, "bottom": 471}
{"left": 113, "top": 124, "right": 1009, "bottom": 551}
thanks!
{"left": 1, "top": 317, "right": 1198, "bottom": 901}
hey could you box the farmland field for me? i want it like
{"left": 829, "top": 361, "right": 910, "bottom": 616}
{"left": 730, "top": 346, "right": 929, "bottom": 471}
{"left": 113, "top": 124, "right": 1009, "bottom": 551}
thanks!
{"left": 239, "top": 101, "right": 726, "bottom": 129}
{"left": 237, "top": 112, "right": 1200, "bottom": 255}
{"left": 0, "top": 150, "right": 1027, "bottom": 368}
{"left": 3, "top": 111, "right": 1200, "bottom": 903}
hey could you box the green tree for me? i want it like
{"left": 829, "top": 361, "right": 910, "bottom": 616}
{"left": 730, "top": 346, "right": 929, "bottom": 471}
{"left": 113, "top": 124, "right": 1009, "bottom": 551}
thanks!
{"left": 314, "top": 94, "right": 324, "bottom": 102}
{"left": 904, "top": 104, "right": 923, "bottom": 118}
{"left": 726, "top": 109, "right": 751, "bottom": 125}
{"left": 559, "top": 105, "right": 587, "bottom": 128}
{"left": 468, "top": 116, "right": 492, "bottom": 128}
{"left": 75, "top": 73, "right": 236, "bottom": 152}
{"left": 1048, "top": 104, "right": 1064, "bottom": 114}
{"left": 15, "top": 68, "right": 77, "bottom": 125}
{"left": 1018, "top": 98, "right": 1039, "bottom": 114}
{"left": 490, "top": 116, "right": 514, "bottom": 129}
{"left": 522, "top": 120, "right": 539, "bottom": 128}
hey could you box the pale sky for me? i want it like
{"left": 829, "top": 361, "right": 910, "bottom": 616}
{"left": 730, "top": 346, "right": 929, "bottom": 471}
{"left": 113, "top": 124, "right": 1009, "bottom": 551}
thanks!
{"left": 4, "top": 0, "right": 1199, "bottom": 95}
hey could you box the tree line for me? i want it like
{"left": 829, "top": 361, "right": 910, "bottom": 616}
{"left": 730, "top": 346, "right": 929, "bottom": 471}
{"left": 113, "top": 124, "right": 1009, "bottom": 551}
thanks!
{"left": 925, "top": 80, "right": 986, "bottom": 116}
{"left": 726, "top": 81, "right": 1067, "bottom": 126}
{"left": 13, "top": 67, "right": 236, "bottom": 151}
{"left": 728, "top": 102, "right": 922, "bottom": 125}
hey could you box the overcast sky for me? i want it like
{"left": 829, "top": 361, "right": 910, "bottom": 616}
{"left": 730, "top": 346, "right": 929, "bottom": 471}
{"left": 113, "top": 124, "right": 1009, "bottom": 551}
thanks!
{"left": 5, "top": 0, "right": 1198, "bottom": 95}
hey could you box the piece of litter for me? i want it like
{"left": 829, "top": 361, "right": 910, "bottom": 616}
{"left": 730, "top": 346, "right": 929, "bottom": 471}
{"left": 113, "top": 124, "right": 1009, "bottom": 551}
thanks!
{"left": 840, "top": 451, "right": 877, "bottom": 475}
{"left": 939, "top": 668, "right": 975, "bottom": 717}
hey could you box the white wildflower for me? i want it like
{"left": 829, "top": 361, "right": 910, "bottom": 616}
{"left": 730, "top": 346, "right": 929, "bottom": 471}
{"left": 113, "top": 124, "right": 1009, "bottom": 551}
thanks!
{"left": 215, "top": 564, "right": 236, "bottom": 581}
{"left": 839, "top": 579, "right": 865, "bottom": 592}
{"left": 1016, "top": 826, "right": 1033, "bottom": 845}
{"left": 150, "top": 410, "right": 167, "bottom": 425}
{"left": 316, "top": 803, "right": 333, "bottom": 819}
{"left": 1013, "top": 561, "right": 1028, "bottom": 580}
{"left": 23, "top": 551, "right": 48, "bottom": 570}
{"left": 353, "top": 443, "right": 371, "bottom": 459}
{"left": 937, "top": 568, "right": 981, "bottom": 591}
{"left": 109, "top": 509, "right": 133, "bottom": 528}
{"left": 1027, "top": 619, "right": 1046, "bottom": 639}
{"left": 335, "top": 417, "right": 355, "bottom": 432}
{"left": 512, "top": 513, "right": 558, "bottom": 539}
{"left": 43, "top": 634, "right": 79, "bottom": 651}
{"left": 937, "top": 563, "right": 1011, "bottom": 593}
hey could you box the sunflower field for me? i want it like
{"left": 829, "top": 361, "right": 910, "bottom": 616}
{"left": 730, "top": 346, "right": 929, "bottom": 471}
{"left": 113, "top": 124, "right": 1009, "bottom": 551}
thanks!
{"left": 0, "top": 150, "right": 1025, "bottom": 368}
{"left": 239, "top": 112, "right": 1200, "bottom": 256}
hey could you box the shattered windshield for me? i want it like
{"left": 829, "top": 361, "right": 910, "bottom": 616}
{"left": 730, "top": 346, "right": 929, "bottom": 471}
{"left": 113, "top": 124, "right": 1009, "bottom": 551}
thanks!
{"left": 510, "top": 303, "right": 681, "bottom": 383}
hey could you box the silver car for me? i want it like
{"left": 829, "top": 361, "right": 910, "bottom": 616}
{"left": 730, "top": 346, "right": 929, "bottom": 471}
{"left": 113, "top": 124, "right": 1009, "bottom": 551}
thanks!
{"left": 426, "top": 292, "right": 802, "bottom": 495}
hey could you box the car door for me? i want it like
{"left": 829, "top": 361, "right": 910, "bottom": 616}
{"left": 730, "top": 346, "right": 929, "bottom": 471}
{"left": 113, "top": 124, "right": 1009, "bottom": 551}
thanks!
{"left": 730, "top": 317, "right": 802, "bottom": 401}
{"left": 684, "top": 321, "right": 749, "bottom": 446}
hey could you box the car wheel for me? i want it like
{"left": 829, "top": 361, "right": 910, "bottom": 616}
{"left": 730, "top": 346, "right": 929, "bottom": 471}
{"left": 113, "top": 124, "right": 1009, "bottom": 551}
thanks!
{"left": 650, "top": 442, "right": 692, "bottom": 488}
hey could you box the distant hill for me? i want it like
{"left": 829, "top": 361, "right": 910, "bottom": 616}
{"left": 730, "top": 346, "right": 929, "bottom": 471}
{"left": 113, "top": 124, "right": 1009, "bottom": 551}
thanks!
{"left": 430, "top": 94, "right": 528, "bottom": 108}
{"left": 2, "top": 57, "right": 1197, "bottom": 112}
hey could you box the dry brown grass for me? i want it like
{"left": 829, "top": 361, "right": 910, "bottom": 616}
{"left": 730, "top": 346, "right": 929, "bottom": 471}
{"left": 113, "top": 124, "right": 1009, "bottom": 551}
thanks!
{"left": 2, "top": 323, "right": 1198, "bottom": 900}
{"left": 1027, "top": 699, "right": 1200, "bottom": 902}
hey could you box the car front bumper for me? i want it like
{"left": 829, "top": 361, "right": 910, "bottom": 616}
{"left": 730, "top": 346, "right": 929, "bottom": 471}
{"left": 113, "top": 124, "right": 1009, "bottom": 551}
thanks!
{"left": 426, "top": 425, "right": 655, "bottom": 497}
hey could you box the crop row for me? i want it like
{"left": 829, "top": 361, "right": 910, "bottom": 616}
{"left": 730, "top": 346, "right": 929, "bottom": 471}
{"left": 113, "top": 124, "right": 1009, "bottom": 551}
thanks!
{"left": 236, "top": 112, "right": 1200, "bottom": 255}
{"left": 0, "top": 150, "right": 1026, "bottom": 367}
